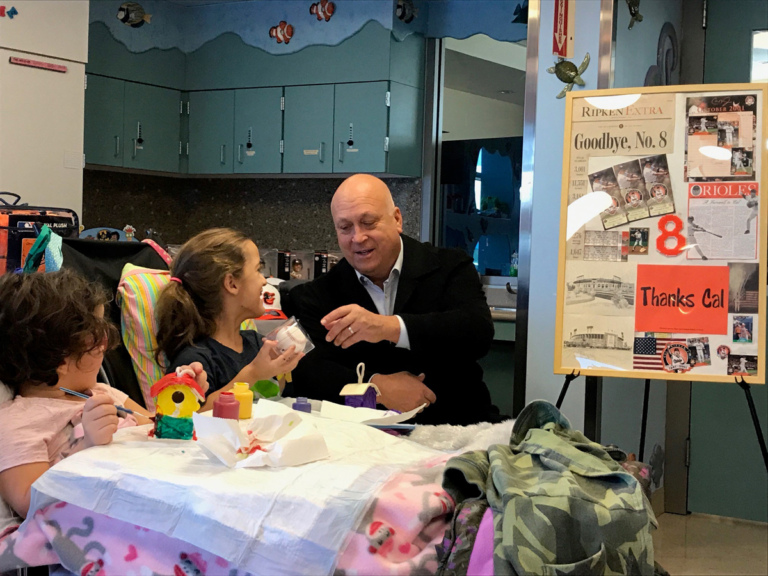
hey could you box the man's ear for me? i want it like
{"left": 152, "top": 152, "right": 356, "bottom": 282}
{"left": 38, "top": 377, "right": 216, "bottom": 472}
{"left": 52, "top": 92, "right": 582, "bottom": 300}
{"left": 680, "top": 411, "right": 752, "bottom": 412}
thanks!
{"left": 223, "top": 272, "right": 239, "bottom": 296}
{"left": 393, "top": 207, "right": 403, "bottom": 234}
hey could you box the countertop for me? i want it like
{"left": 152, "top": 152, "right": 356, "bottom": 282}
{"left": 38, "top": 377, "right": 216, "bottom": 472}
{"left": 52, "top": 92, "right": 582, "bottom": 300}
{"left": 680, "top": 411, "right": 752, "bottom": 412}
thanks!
{"left": 490, "top": 307, "right": 516, "bottom": 322}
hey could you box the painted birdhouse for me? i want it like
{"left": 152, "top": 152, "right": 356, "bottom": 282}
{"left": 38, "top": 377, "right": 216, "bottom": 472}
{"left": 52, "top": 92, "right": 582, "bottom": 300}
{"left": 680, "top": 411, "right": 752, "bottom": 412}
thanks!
{"left": 149, "top": 373, "right": 205, "bottom": 440}
{"left": 339, "top": 363, "right": 380, "bottom": 409}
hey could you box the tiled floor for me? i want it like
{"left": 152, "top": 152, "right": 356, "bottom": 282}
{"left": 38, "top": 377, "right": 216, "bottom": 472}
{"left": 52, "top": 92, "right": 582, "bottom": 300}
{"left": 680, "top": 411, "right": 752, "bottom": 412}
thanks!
{"left": 654, "top": 513, "right": 768, "bottom": 575}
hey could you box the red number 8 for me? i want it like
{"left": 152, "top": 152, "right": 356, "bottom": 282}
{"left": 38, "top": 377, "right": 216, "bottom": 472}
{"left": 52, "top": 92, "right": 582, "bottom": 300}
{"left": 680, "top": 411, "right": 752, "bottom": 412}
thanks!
{"left": 657, "top": 214, "right": 685, "bottom": 256}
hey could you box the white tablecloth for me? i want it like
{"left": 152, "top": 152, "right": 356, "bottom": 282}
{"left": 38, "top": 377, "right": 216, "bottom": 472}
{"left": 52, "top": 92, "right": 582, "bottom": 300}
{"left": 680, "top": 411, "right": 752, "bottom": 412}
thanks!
{"left": 31, "top": 413, "right": 443, "bottom": 575}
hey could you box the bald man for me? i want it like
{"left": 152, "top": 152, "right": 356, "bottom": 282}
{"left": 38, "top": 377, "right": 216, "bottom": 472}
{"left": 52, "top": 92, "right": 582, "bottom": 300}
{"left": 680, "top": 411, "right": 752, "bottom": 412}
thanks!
{"left": 284, "top": 174, "right": 498, "bottom": 425}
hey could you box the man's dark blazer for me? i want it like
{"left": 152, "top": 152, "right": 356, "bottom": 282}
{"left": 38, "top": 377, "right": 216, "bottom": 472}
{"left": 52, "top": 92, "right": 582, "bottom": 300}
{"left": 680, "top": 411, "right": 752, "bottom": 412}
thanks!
{"left": 283, "top": 234, "right": 495, "bottom": 425}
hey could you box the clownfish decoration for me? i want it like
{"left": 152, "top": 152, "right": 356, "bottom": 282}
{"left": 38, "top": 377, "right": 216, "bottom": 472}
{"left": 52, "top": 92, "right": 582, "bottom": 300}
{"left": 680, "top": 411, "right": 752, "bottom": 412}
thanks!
{"left": 269, "top": 21, "right": 294, "bottom": 44}
{"left": 310, "top": 0, "right": 335, "bottom": 22}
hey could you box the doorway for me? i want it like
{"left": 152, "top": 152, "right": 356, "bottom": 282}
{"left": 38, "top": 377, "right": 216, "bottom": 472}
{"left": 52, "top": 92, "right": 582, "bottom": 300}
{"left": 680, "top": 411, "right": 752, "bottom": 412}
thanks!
{"left": 432, "top": 34, "right": 528, "bottom": 418}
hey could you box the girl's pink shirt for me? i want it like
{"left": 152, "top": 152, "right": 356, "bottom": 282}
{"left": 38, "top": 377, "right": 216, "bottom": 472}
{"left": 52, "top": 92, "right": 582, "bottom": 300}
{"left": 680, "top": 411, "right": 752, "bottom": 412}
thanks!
{"left": 0, "top": 383, "right": 131, "bottom": 474}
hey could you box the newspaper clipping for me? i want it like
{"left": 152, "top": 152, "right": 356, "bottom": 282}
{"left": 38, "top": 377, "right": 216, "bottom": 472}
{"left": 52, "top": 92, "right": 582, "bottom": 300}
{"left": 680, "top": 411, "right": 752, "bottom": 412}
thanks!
{"left": 571, "top": 94, "right": 676, "bottom": 231}
{"left": 571, "top": 93, "right": 676, "bottom": 157}
{"left": 686, "top": 94, "right": 757, "bottom": 181}
{"left": 686, "top": 182, "right": 759, "bottom": 260}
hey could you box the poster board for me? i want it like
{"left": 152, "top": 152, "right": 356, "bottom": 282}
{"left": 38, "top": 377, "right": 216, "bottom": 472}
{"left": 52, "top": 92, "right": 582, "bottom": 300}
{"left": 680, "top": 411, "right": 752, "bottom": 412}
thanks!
{"left": 555, "top": 84, "right": 767, "bottom": 383}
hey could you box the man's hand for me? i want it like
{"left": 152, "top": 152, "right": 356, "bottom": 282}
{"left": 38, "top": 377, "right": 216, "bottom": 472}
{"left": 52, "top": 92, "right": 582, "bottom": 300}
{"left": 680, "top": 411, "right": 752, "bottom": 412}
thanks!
{"left": 82, "top": 393, "right": 119, "bottom": 448}
{"left": 321, "top": 304, "right": 400, "bottom": 348}
{"left": 371, "top": 372, "right": 436, "bottom": 413}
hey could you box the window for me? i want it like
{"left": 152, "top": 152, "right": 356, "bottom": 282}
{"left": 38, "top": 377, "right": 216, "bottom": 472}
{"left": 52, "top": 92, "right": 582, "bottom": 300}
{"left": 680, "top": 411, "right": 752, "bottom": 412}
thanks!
{"left": 751, "top": 31, "right": 768, "bottom": 83}
{"left": 438, "top": 36, "right": 525, "bottom": 279}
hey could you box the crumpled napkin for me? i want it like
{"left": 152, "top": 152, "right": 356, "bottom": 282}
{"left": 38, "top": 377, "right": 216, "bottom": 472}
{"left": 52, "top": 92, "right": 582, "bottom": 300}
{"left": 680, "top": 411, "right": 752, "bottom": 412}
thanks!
{"left": 193, "top": 400, "right": 329, "bottom": 468}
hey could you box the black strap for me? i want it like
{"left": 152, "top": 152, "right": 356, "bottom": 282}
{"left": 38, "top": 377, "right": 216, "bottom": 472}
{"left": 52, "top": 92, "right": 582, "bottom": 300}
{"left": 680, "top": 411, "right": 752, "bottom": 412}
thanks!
{"left": 0, "top": 192, "right": 24, "bottom": 206}
{"left": 555, "top": 370, "right": 580, "bottom": 410}
{"left": 638, "top": 378, "right": 651, "bottom": 462}
{"left": 734, "top": 377, "right": 768, "bottom": 473}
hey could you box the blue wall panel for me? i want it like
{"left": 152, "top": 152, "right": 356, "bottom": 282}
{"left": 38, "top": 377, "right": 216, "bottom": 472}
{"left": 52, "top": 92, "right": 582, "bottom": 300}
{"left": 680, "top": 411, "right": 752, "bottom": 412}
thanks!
{"left": 88, "top": 23, "right": 186, "bottom": 90}
{"left": 185, "top": 22, "right": 393, "bottom": 91}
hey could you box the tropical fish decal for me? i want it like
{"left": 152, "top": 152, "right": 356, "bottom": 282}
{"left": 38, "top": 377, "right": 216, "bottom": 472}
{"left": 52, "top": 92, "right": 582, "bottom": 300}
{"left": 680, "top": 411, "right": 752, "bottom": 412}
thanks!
{"left": 309, "top": 0, "right": 335, "bottom": 22}
{"left": 269, "top": 21, "right": 294, "bottom": 44}
{"left": 116, "top": 2, "right": 151, "bottom": 28}
{"left": 396, "top": 0, "right": 418, "bottom": 24}
{"left": 511, "top": 0, "right": 528, "bottom": 24}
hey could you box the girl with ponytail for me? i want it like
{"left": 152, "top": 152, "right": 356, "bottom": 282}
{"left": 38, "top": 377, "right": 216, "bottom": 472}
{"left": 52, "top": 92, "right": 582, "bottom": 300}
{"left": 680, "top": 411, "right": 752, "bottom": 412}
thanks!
{"left": 156, "top": 228, "right": 302, "bottom": 410}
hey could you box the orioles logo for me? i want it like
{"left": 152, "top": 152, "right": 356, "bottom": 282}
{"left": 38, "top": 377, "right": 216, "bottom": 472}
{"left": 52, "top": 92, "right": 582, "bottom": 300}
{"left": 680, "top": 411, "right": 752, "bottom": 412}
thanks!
{"left": 662, "top": 343, "right": 692, "bottom": 373}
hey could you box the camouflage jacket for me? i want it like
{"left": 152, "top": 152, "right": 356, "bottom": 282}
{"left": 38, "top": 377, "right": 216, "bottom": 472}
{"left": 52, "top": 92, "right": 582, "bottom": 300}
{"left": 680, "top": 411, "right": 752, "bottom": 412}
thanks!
{"left": 442, "top": 402, "right": 656, "bottom": 575}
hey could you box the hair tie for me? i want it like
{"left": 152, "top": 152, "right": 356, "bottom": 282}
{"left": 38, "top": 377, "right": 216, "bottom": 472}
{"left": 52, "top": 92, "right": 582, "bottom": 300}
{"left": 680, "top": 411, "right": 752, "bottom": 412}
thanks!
{"left": 170, "top": 277, "right": 183, "bottom": 285}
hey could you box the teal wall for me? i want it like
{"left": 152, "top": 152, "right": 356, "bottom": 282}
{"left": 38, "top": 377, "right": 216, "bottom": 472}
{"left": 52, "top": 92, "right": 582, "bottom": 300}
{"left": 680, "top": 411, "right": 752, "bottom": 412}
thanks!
{"left": 600, "top": 378, "right": 667, "bottom": 461}
{"left": 88, "top": 21, "right": 424, "bottom": 92}
{"left": 89, "top": 0, "right": 528, "bottom": 53}
{"left": 689, "top": 382, "right": 767, "bottom": 522}
{"left": 185, "top": 26, "right": 391, "bottom": 90}
{"left": 88, "top": 22, "right": 185, "bottom": 90}
{"left": 703, "top": 0, "right": 768, "bottom": 83}
{"left": 389, "top": 29, "right": 427, "bottom": 89}
{"left": 388, "top": 81, "right": 425, "bottom": 177}
{"left": 686, "top": 0, "right": 768, "bottom": 523}
{"left": 613, "top": 0, "right": 683, "bottom": 88}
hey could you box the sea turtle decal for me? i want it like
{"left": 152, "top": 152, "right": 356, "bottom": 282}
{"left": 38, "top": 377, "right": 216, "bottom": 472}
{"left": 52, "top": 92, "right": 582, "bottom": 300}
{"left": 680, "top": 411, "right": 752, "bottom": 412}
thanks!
{"left": 546, "top": 52, "right": 590, "bottom": 99}
{"left": 626, "top": 0, "right": 643, "bottom": 30}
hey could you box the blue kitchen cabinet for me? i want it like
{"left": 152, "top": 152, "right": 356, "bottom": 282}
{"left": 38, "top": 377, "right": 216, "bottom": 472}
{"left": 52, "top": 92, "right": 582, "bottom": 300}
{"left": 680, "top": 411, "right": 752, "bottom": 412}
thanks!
{"left": 387, "top": 81, "right": 424, "bottom": 178}
{"left": 84, "top": 75, "right": 125, "bottom": 168}
{"left": 233, "top": 88, "right": 283, "bottom": 174}
{"left": 122, "top": 82, "right": 181, "bottom": 173}
{"left": 286, "top": 81, "right": 423, "bottom": 176}
{"left": 283, "top": 85, "right": 334, "bottom": 174}
{"left": 188, "top": 90, "right": 235, "bottom": 174}
{"left": 85, "top": 78, "right": 422, "bottom": 176}
{"left": 332, "top": 82, "right": 389, "bottom": 174}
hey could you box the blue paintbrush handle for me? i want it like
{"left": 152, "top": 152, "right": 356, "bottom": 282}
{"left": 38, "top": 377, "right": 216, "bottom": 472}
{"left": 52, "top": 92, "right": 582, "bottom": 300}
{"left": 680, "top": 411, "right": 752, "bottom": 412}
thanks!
{"left": 59, "top": 387, "right": 89, "bottom": 399}
{"left": 60, "top": 387, "right": 134, "bottom": 414}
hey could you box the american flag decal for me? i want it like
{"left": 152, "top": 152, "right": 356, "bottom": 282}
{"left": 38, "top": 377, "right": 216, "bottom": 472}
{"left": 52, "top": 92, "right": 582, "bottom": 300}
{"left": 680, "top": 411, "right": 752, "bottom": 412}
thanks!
{"left": 633, "top": 336, "right": 686, "bottom": 371}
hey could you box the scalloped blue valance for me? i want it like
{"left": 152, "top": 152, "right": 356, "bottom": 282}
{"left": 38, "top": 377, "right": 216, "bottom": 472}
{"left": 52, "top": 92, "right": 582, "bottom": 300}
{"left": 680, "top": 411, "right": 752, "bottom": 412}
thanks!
{"left": 91, "top": 0, "right": 527, "bottom": 55}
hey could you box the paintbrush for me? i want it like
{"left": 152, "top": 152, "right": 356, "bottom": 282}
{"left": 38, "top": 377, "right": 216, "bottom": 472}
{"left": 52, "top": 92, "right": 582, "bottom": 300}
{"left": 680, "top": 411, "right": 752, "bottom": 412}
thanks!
{"left": 59, "top": 387, "right": 134, "bottom": 415}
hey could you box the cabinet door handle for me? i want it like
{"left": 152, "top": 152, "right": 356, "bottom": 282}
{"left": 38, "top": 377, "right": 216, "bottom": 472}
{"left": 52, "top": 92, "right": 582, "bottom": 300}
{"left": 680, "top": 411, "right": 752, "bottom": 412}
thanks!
{"left": 132, "top": 138, "right": 137, "bottom": 159}
{"left": 319, "top": 142, "right": 325, "bottom": 163}
{"left": 220, "top": 144, "right": 226, "bottom": 164}
{"left": 338, "top": 142, "right": 344, "bottom": 163}
{"left": 115, "top": 136, "right": 120, "bottom": 158}
{"left": 237, "top": 144, "right": 243, "bottom": 164}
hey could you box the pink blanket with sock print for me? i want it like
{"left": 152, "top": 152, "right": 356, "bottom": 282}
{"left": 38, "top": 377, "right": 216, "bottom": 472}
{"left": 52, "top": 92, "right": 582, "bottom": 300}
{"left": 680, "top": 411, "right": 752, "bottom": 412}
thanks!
{"left": 0, "top": 456, "right": 455, "bottom": 576}
{"left": 335, "top": 454, "right": 453, "bottom": 575}
{"left": 0, "top": 501, "right": 247, "bottom": 576}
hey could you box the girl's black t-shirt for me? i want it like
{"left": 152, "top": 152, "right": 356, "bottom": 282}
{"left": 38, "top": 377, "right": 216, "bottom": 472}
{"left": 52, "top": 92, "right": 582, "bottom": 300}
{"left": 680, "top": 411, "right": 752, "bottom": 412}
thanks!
{"left": 168, "top": 330, "right": 262, "bottom": 395}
